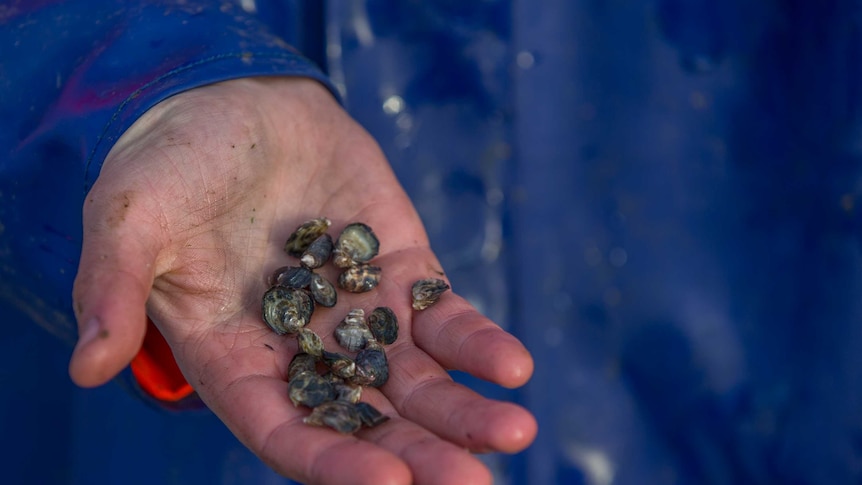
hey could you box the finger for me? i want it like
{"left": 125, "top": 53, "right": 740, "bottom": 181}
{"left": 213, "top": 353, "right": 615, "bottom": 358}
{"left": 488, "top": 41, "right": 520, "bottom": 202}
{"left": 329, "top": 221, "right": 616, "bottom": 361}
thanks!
{"left": 411, "top": 292, "right": 534, "bottom": 388}
{"left": 383, "top": 345, "right": 538, "bottom": 453}
{"left": 371, "top": 249, "right": 533, "bottom": 388}
{"left": 198, "top": 371, "right": 411, "bottom": 485}
{"left": 357, "top": 396, "right": 494, "bottom": 485}
{"left": 69, "top": 189, "right": 161, "bottom": 387}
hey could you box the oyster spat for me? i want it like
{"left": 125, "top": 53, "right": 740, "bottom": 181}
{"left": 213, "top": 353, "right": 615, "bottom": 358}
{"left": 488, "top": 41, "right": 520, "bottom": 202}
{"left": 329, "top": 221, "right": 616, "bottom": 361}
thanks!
{"left": 300, "top": 233, "right": 333, "bottom": 269}
{"left": 288, "top": 352, "right": 317, "bottom": 380}
{"left": 296, "top": 327, "right": 324, "bottom": 359}
{"left": 284, "top": 217, "right": 331, "bottom": 257}
{"left": 322, "top": 350, "right": 356, "bottom": 379}
{"left": 269, "top": 265, "right": 313, "bottom": 289}
{"left": 288, "top": 371, "right": 335, "bottom": 408}
{"left": 309, "top": 273, "right": 337, "bottom": 307}
{"left": 303, "top": 400, "right": 363, "bottom": 434}
{"left": 367, "top": 306, "right": 398, "bottom": 345}
{"left": 332, "top": 222, "right": 380, "bottom": 268}
{"left": 411, "top": 278, "right": 450, "bottom": 310}
{"left": 334, "top": 308, "right": 375, "bottom": 352}
{"left": 327, "top": 373, "right": 362, "bottom": 403}
{"left": 265, "top": 217, "right": 399, "bottom": 435}
{"left": 262, "top": 286, "right": 315, "bottom": 335}
{"left": 355, "top": 401, "right": 389, "bottom": 428}
{"left": 303, "top": 400, "right": 389, "bottom": 433}
{"left": 337, "top": 263, "right": 382, "bottom": 293}
{"left": 350, "top": 340, "right": 389, "bottom": 388}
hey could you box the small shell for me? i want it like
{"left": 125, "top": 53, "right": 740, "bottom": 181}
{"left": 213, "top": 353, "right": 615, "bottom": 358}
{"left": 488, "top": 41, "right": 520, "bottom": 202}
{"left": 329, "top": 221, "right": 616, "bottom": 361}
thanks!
{"left": 284, "top": 217, "right": 331, "bottom": 257}
{"left": 351, "top": 342, "right": 389, "bottom": 387}
{"left": 355, "top": 402, "right": 390, "bottom": 428}
{"left": 309, "top": 273, "right": 337, "bottom": 308}
{"left": 300, "top": 233, "right": 333, "bottom": 269}
{"left": 337, "top": 264, "right": 382, "bottom": 293}
{"left": 296, "top": 327, "right": 324, "bottom": 358}
{"left": 334, "top": 308, "right": 375, "bottom": 352}
{"left": 411, "top": 278, "right": 450, "bottom": 310}
{"left": 270, "top": 265, "right": 312, "bottom": 289}
{"left": 288, "top": 371, "right": 335, "bottom": 408}
{"left": 288, "top": 352, "right": 317, "bottom": 380}
{"left": 333, "top": 222, "right": 380, "bottom": 268}
{"left": 322, "top": 350, "right": 356, "bottom": 379}
{"left": 332, "top": 378, "right": 363, "bottom": 404}
{"left": 303, "top": 400, "right": 362, "bottom": 434}
{"left": 262, "top": 286, "right": 315, "bottom": 335}
{"left": 367, "top": 306, "right": 398, "bottom": 345}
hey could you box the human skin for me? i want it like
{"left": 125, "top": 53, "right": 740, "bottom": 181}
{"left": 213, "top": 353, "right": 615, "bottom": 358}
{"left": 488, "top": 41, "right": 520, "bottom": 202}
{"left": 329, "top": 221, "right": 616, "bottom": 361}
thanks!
{"left": 67, "top": 77, "right": 537, "bottom": 485}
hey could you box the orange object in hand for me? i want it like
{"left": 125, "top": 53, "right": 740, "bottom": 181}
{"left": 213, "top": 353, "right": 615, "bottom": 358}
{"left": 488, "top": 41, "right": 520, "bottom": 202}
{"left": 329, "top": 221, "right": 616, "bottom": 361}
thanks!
{"left": 130, "top": 319, "right": 194, "bottom": 402}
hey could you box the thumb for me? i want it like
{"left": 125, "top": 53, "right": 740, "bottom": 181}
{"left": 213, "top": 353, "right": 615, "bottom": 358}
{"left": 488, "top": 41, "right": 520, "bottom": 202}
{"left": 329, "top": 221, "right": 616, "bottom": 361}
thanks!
{"left": 69, "top": 190, "right": 161, "bottom": 388}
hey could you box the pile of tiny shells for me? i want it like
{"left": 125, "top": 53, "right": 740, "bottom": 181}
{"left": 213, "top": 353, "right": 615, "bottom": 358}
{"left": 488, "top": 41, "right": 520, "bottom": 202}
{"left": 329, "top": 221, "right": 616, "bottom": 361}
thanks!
{"left": 261, "top": 217, "right": 450, "bottom": 434}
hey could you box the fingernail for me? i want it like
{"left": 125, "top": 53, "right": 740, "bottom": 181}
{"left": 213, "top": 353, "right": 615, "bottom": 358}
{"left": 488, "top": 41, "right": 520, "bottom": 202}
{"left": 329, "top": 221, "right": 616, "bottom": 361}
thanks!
{"left": 76, "top": 316, "right": 103, "bottom": 347}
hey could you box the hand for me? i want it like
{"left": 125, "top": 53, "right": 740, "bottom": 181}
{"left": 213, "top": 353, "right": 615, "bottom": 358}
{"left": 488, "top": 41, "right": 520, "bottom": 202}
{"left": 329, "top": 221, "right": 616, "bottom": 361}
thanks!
{"left": 68, "top": 77, "right": 536, "bottom": 485}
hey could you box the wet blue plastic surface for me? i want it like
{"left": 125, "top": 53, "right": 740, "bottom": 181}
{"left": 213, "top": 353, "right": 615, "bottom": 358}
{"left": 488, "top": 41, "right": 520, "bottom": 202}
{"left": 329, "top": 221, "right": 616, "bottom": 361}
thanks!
{"left": 5, "top": 1, "right": 862, "bottom": 484}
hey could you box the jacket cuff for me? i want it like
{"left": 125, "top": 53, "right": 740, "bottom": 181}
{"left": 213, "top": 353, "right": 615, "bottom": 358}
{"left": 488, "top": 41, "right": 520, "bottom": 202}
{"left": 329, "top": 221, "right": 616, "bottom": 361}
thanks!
{"left": 82, "top": 49, "right": 338, "bottom": 191}
{"left": 3, "top": 1, "right": 337, "bottom": 192}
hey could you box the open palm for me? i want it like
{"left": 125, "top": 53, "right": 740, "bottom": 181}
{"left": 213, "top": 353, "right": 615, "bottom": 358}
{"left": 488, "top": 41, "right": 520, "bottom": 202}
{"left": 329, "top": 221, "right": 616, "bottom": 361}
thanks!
{"left": 69, "top": 77, "right": 536, "bottom": 485}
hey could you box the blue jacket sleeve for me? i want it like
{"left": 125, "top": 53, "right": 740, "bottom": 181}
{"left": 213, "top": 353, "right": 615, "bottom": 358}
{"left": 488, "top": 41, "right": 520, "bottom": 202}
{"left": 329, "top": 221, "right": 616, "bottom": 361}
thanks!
{"left": 0, "top": 1, "right": 334, "bottom": 394}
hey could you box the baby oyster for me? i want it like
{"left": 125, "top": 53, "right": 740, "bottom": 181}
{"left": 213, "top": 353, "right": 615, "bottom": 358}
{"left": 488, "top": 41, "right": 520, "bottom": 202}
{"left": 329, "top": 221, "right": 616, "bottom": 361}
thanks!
{"left": 288, "top": 352, "right": 317, "bottom": 380}
{"left": 270, "top": 265, "right": 313, "bottom": 289}
{"left": 288, "top": 371, "right": 335, "bottom": 408}
{"left": 303, "top": 400, "right": 362, "bottom": 434}
{"left": 338, "top": 264, "right": 382, "bottom": 293}
{"left": 296, "top": 327, "right": 324, "bottom": 359}
{"left": 309, "top": 273, "right": 337, "bottom": 307}
{"left": 333, "top": 222, "right": 380, "bottom": 268}
{"left": 355, "top": 402, "right": 389, "bottom": 428}
{"left": 351, "top": 341, "right": 389, "bottom": 388}
{"left": 367, "top": 306, "right": 398, "bottom": 345}
{"left": 300, "top": 233, "right": 333, "bottom": 269}
{"left": 329, "top": 375, "right": 363, "bottom": 403}
{"left": 262, "top": 286, "right": 315, "bottom": 335}
{"left": 284, "top": 217, "right": 331, "bottom": 257}
{"left": 411, "top": 278, "right": 450, "bottom": 310}
{"left": 334, "top": 308, "right": 375, "bottom": 352}
{"left": 322, "top": 350, "right": 356, "bottom": 379}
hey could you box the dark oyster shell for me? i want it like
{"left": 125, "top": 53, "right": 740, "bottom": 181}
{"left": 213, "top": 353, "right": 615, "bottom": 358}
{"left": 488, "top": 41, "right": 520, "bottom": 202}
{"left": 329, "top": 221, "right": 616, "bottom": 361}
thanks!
{"left": 337, "top": 264, "right": 382, "bottom": 293}
{"left": 300, "top": 233, "right": 333, "bottom": 269}
{"left": 288, "top": 352, "right": 317, "bottom": 380}
{"left": 367, "top": 306, "right": 398, "bottom": 345}
{"left": 355, "top": 402, "right": 389, "bottom": 428}
{"left": 309, "top": 273, "right": 337, "bottom": 307}
{"left": 334, "top": 308, "right": 374, "bottom": 352}
{"left": 333, "top": 222, "right": 380, "bottom": 268}
{"left": 270, "top": 265, "right": 312, "bottom": 289}
{"left": 351, "top": 342, "right": 389, "bottom": 387}
{"left": 296, "top": 327, "right": 324, "bottom": 359}
{"left": 331, "top": 376, "right": 363, "bottom": 404}
{"left": 411, "top": 278, "right": 450, "bottom": 310}
{"left": 262, "top": 286, "right": 315, "bottom": 335}
{"left": 322, "top": 350, "right": 356, "bottom": 379}
{"left": 303, "top": 400, "right": 362, "bottom": 434}
{"left": 284, "top": 217, "right": 331, "bottom": 257}
{"left": 288, "top": 371, "right": 335, "bottom": 408}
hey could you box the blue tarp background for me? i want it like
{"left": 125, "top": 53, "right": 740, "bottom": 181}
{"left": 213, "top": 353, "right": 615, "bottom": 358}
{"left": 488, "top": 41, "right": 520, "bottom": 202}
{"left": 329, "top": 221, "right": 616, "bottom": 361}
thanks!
{"left": 5, "top": 1, "right": 862, "bottom": 484}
